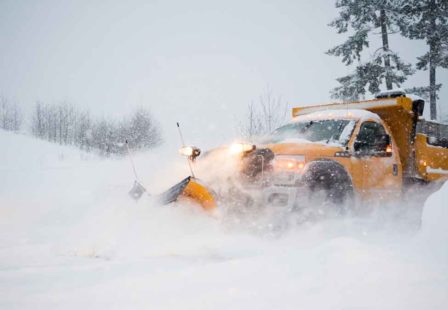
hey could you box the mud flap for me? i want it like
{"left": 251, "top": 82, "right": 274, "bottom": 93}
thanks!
{"left": 157, "top": 176, "right": 217, "bottom": 211}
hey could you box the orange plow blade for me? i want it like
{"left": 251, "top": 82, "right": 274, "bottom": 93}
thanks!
{"left": 181, "top": 178, "right": 217, "bottom": 211}
{"left": 157, "top": 176, "right": 217, "bottom": 211}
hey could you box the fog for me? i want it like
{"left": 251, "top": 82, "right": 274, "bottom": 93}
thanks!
{"left": 1, "top": 0, "right": 447, "bottom": 148}
{"left": 1, "top": 128, "right": 447, "bottom": 309}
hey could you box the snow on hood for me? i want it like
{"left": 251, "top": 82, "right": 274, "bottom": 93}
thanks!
{"left": 268, "top": 138, "right": 346, "bottom": 148}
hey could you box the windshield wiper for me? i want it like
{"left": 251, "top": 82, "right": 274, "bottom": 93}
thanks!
{"left": 300, "top": 121, "right": 314, "bottom": 133}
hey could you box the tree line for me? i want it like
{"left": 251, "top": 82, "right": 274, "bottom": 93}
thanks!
{"left": 0, "top": 96, "right": 23, "bottom": 132}
{"left": 0, "top": 96, "right": 162, "bottom": 156}
{"left": 30, "top": 102, "right": 162, "bottom": 156}
{"left": 328, "top": 0, "right": 448, "bottom": 120}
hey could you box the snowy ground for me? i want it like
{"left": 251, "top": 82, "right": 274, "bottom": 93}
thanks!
{"left": 0, "top": 129, "right": 447, "bottom": 310}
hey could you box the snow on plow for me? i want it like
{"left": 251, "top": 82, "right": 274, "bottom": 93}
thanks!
{"left": 127, "top": 136, "right": 218, "bottom": 212}
{"left": 129, "top": 176, "right": 217, "bottom": 211}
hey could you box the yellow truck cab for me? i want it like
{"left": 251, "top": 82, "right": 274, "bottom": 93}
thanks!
{"left": 265, "top": 109, "right": 401, "bottom": 202}
{"left": 248, "top": 91, "right": 448, "bottom": 206}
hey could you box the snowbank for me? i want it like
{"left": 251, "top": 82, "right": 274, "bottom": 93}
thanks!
{"left": 419, "top": 181, "right": 448, "bottom": 259}
{"left": 0, "top": 130, "right": 447, "bottom": 310}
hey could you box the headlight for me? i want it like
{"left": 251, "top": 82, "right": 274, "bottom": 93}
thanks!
{"left": 179, "top": 146, "right": 201, "bottom": 159}
{"left": 274, "top": 155, "right": 305, "bottom": 171}
{"left": 229, "top": 143, "right": 255, "bottom": 154}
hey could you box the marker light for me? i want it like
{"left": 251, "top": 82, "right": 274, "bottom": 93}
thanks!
{"left": 229, "top": 143, "right": 255, "bottom": 154}
{"left": 179, "top": 146, "right": 201, "bottom": 159}
{"left": 274, "top": 155, "right": 306, "bottom": 171}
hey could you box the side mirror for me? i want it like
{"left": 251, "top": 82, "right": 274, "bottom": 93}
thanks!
{"left": 375, "top": 134, "right": 390, "bottom": 152}
{"left": 179, "top": 146, "right": 201, "bottom": 161}
{"left": 353, "top": 140, "right": 364, "bottom": 152}
{"left": 412, "top": 99, "right": 425, "bottom": 116}
{"left": 354, "top": 134, "right": 391, "bottom": 156}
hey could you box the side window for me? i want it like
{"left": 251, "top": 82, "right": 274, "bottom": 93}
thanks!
{"left": 417, "top": 119, "right": 448, "bottom": 148}
{"left": 355, "top": 121, "right": 389, "bottom": 154}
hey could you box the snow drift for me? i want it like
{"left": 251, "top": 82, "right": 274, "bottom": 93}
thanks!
{"left": 0, "top": 129, "right": 447, "bottom": 310}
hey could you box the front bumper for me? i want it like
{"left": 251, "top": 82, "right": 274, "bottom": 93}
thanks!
{"left": 242, "top": 173, "right": 307, "bottom": 209}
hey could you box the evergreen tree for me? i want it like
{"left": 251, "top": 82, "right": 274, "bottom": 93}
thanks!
{"left": 400, "top": 0, "right": 448, "bottom": 120}
{"left": 328, "top": 0, "right": 414, "bottom": 100}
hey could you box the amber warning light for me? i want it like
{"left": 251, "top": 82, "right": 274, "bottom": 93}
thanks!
{"left": 274, "top": 155, "right": 305, "bottom": 171}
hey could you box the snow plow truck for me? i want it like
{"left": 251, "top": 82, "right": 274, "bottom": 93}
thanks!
{"left": 136, "top": 90, "right": 448, "bottom": 215}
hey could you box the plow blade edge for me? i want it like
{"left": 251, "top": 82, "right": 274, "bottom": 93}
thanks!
{"left": 157, "top": 176, "right": 217, "bottom": 211}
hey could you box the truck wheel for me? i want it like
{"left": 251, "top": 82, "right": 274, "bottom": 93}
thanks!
{"left": 303, "top": 160, "right": 353, "bottom": 213}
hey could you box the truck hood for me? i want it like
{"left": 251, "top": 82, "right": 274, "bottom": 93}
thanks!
{"left": 263, "top": 142, "right": 344, "bottom": 158}
{"left": 201, "top": 142, "right": 345, "bottom": 162}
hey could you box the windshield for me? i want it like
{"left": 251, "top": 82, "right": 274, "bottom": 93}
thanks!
{"left": 265, "top": 119, "right": 356, "bottom": 145}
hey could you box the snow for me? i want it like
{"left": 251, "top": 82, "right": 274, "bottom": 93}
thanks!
{"left": 1, "top": 129, "right": 448, "bottom": 309}
{"left": 375, "top": 88, "right": 406, "bottom": 98}
{"left": 293, "top": 108, "right": 381, "bottom": 122}
{"left": 407, "top": 93, "right": 425, "bottom": 102}
{"left": 427, "top": 167, "right": 448, "bottom": 175}
{"left": 418, "top": 182, "right": 448, "bottom": 260}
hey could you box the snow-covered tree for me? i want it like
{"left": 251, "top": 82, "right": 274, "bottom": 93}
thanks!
{"left": 399, "top": 0, "right": 448, "bottom": 120}
{"left": 328, "top": 0, "right": 414, "bottom": 100}
{"left": 30, "top": 101, "right": 162, "bottom": 156}
{"left": 125, "top": 108, "right": 162, "bottom": 150}
{"left": 74, "top": 111, "right": 91, "bottom": 151}
{"left": 31, "top": 102, "right": 44, "bottom": 138}
{"left": 240, "top": 89, "right": 288, "bottom": 140}
{"left": 441, "top": 113, "right": 448, "bottom": 124}
{"left": 0, "top": 96, "right": 22, "bottom": 132}
{"left": 241, "top": 101, "right": 264, "bottom": 139}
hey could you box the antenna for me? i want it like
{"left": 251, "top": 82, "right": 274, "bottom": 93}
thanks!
{"left": 125, "top": 139, "right": 148, "bottom": 201}
{"left": 176, "top": 122, "right": 196, "bottom": 178}
{"left": 125, "top": 139, "right": 140, "bottom": 182}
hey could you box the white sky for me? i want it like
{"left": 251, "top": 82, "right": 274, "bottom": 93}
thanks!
{"left": 1, "top": 0, "right": 447, "bottom": 147}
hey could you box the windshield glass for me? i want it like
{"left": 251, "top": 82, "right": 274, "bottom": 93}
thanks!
{"left": 265, "top": 119, "right": 356, "bottom": 145}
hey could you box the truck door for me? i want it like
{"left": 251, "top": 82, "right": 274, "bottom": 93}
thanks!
{"left": 354, "top": 121, "right": 402, "bottom": 200}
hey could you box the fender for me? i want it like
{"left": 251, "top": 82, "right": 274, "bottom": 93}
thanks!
{"left": 302, "top": 159, "right": 354, "bottom": 203}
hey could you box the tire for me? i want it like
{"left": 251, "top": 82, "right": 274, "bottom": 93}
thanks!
{"left": 302, "top": 160, "right": 354, "bottom": 213}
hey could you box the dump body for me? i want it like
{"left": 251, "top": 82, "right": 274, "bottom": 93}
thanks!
{"left": 292, "top": 96, "right": 448, "bottom": 184}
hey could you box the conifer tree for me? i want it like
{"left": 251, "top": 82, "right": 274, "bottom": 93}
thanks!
{"left": 328, "top": 0, "right": 414, "bottom": 100}
{"left": 400, "top": 0, "right": 448, "bottom": 120}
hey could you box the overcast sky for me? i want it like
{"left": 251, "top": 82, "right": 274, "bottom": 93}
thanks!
{"left": 1, "top": 0, "right": 447, "bottom": 147}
